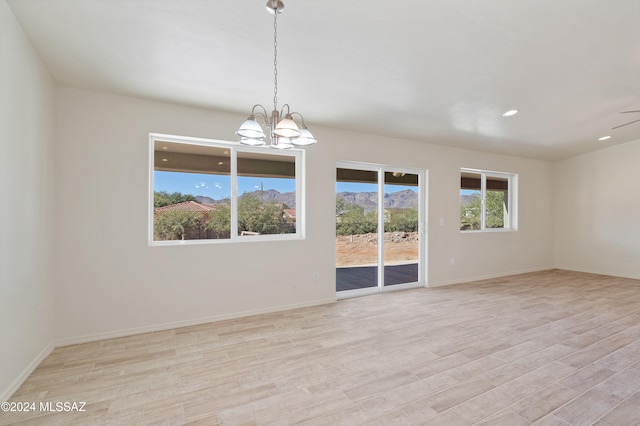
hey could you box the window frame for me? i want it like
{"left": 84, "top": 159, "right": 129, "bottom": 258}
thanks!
{"left": 460, "top": 168, "right": 518, "bottom": 232}
{"left": 149, "top": 133, "right": 305, "bottom": 246}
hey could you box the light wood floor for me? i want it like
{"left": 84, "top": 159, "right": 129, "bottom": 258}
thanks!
{"left": 3, "top": 269, "right": 640, "bottom": 425}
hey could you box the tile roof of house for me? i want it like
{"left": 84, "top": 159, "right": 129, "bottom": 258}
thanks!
{"left": 154, "top": 201, "right": 219, "bottom": 213}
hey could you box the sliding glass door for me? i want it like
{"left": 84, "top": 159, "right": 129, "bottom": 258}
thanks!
{"left": 336, "top": 162, "right": 424, "bottom": 297}
{"left": 383, "top": 171, "right": 420, "bottom": 287}
{"left": 335, "top": 168, "right": 379, "bottom": 292}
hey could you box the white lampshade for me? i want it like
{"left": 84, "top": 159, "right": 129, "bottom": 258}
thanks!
{"left": 270, "top": 137, "right": 294, "bottom": 149}
{"left": 273, "top": 114, "right": 301, "bottom": 138}
{"left": 291, "top": 127, "right": 317, "bottom": 145}
{"left": 236, "top": 116, "right": 265, "bottom": 139}
{"left": 239, "top": 137, "right": 266, "bottom": 146}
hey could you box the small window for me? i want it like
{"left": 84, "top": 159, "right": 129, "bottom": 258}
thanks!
{"left": 150, "top": 134, "right": 303, "bottom": 244}
{"left": 460, "top": 169, "right": 516, "bottom": 231}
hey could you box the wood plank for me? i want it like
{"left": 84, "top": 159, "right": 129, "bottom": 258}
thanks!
{"left": 3, "top": 270, "right": 640, "bottom": 425}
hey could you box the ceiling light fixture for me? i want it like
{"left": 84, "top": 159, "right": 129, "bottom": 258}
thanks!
{"left": 236, "top": 0, "right": 316, "bottom": 149}
{"left": 598, "top": 135, "right": 611, "bottom": 141}
{"left": 502, "top": 109, "right": 519, "bottom": 117}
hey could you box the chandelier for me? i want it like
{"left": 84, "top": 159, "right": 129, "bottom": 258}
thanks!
{"left": 236, "top": 0, "right": 317, "bottom": 149}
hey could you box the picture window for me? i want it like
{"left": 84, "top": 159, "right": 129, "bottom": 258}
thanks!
{"left": 460, "top": 168, "right": 517, "bottom": 231}
{"left": 150, "top": 134, "right": 303, "bottom": 244}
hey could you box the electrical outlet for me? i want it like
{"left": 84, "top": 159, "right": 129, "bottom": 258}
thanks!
{"left": 312, "top": 271, "right": 320, "bottom": 283}
{"left": 450, "top": 257, "right": 455, "bottom": 266}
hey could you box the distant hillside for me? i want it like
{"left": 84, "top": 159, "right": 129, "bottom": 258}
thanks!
{"left": 338, "top": 189, "right": 418, "bottom": 211}
{"left": 247, "top": 189, "right": 297, "bottom": 210}
{"left": 194, "top": 188, "right": 419, "bottom": 211}
{"left": 195, "top": 190, "right": 297, "bottom": 209}
{"left": 195, "top": 195, "right": 218, "bottom": 204}
{"left": 460, "top": 193, "right": 480, "bottom": 206}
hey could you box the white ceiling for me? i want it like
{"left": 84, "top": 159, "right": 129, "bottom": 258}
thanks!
{"left": 8, "top": 0, "right": 640, "bottom": 161}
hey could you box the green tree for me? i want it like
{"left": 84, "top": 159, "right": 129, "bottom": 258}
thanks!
{"left": 336, "top": 203, "right": 377, "bottom": 236}
{"left": 460, "top": 195, "right": 481, "bottom": 230}
{"left": 154, "top": 191, "right": 196, "bottom": 208}
{"left": 485, "top": 190, "right": 506, "bottom": 228}
{"left": 336, "top": 195, "right": 347, "bottom": 216}
{"left": 207, "top": 202, "right": 231, "bottom": 237}
{"left": 154, "top": 210, "right": 206, "bottom": 240}
{"left": 237, "top": 193, "right": 290, "bottom": 235}
{"left": 386, "top": 208, "right": 418, "bottom": 232}
{"left": 459, "top": 191, "right": 506, "bottom": 230}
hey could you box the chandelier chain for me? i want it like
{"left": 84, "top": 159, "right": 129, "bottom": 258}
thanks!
{"left": 273, "top": 10, "right": 278, "bottom": 112}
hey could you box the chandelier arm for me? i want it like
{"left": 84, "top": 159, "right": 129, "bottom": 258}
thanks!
{"left": 289, "top": 111, "right": 307, "bottom": 127}
{"left": 279, "top": 104, "right": 292, "bottom": 117}
{"left": 251, "top": 104, "right": 269, "bottom": 119}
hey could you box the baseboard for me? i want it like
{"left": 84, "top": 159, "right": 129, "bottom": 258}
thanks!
{"left": 427, "top": 266, "right": 554, "bottom": 288}
{"left": 1, "top": 342, "right": 54, "bottom": 403}
{"left": 55, "top": 297, "right": 337, "bottom": 347}
{"left": 554, "top": 266, "right": 640, "bottom": 281}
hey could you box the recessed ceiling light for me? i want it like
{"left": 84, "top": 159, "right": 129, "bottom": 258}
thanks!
{"left": 161, "top": 158, "right": 168, "bottom": 162}
{"left": 502, "top": 109, "right": 519, "bottom": 117}
{"left": 598, "top": 135, "right": 611, "bottom": 141}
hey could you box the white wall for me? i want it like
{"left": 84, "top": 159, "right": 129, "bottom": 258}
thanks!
{"left": 54, "top": 86, "right": 555, "bottom": 343}
{"left": 555, "top": 139, "right": 640, "bottom": 279}
{"left": 53, "top": 88, "right": 338, "bottom": 344}
{"left": 328, "top": 128, "right": 555, "bottom": 286}
{"left": 0, "top": 1, "right": 55, "bottom": 401}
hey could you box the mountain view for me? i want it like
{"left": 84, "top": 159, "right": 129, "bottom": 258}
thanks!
{"left": 196, "top": 189, "right": 297, "bottom": 209}
{"left": 460, "top": 193, "right": 480, "bottom": 206}
{"left": 338, "top": 189, "right": 418, "bottom": 211}
{"left": 194, "top": 188, "right": 419, "bottom": 211}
